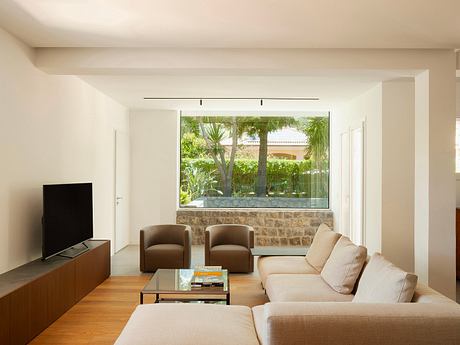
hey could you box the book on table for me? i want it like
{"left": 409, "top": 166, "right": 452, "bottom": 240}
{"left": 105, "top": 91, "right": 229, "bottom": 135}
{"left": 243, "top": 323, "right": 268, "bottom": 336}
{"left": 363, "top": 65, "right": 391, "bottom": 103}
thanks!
{"left": 191, "top": 265, "right": 224, "bottom": 288}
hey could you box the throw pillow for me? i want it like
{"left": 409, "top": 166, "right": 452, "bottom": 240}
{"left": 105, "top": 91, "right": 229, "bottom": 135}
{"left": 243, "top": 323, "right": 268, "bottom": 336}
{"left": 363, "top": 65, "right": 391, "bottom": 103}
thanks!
{"left": 320, "top": 236, "right": 367, "bottom": 294}
{"left": 353, "top": 253, "right": 418, "bottom": 303}
{"left": 305, "top": 223, "right": 341, "bottom": 272}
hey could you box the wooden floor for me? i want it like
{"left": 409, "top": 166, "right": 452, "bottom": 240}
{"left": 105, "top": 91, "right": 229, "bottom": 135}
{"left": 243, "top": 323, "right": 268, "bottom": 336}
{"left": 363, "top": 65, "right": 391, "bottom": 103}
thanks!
{"left": 30, "top": 274, "right": 268, "bottom": 345}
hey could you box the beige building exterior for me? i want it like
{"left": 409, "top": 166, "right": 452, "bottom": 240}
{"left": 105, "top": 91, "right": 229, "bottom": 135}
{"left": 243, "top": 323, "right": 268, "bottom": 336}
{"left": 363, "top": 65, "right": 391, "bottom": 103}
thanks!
{"left": 222, "top": 127, "right": 307, "bottom": 160}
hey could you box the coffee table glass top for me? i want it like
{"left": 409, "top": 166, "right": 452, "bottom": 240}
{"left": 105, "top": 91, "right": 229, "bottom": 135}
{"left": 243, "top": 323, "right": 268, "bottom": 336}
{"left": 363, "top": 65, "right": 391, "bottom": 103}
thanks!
{"left": 143, "top": 269, "right": 229, "bottom": 294}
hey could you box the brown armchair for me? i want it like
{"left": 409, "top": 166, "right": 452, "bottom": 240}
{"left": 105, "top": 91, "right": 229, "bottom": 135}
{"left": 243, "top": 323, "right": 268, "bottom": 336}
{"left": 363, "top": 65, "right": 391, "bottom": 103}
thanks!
{"left": 140, "top": 224, "right": 191, "bottom": 272}
{"left": 205, "top": 224, "right": 254, "bottom": 273}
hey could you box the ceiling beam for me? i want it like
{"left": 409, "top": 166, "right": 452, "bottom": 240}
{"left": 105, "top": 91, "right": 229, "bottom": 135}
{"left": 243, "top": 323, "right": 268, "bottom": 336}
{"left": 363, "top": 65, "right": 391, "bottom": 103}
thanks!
{"left": 33, "top": 48, "right": 453, "bottom": 76}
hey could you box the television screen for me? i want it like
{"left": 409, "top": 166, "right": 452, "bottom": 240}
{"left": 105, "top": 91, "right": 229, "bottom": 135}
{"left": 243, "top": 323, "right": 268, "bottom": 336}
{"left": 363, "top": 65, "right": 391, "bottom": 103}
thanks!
{"left": 42, "top": 183, "right": 93, "bottom": 259}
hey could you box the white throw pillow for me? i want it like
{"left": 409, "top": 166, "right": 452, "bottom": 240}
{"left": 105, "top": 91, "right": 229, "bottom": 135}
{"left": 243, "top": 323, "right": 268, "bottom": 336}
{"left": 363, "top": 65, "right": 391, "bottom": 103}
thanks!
{"left": 320, "top": 236, "right": 367, "bottom": 294}
{"left": 353, "top": 253, "right": 418, "bottom": 303}
{"left": 305, "top": 224, "right": 341, "bottom": 272}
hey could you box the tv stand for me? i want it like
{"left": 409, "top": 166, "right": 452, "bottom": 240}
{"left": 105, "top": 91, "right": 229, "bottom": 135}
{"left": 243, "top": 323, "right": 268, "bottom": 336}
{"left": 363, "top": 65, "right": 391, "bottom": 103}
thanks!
{"left": 57, "top": 242, "right": 89, "bottom": 259}
{"left": 0, "top": 240, "right": 110, "bottom": 344}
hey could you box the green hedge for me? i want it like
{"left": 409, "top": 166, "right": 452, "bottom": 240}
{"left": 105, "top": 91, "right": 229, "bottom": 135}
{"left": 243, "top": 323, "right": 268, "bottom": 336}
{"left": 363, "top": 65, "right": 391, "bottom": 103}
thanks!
{"left": 181, "top": 158, "right": 329, "bottom": 198}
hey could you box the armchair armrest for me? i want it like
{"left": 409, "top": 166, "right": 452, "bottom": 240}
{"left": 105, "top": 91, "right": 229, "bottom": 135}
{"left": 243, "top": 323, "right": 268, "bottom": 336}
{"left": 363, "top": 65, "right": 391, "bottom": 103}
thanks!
{"left": 139, "top": 227, "right": 156, "bottom": 272}
{"left": 205, "top": 228, "right": 211, "bottom": 265}
{"left": 140, "top": 227, "right": 156, "bottom": 250}
{"left": 262, "top": 302, "right": 460, "bottom": 345}
{"left": 183, "top": 226, "right": 192, "bottom": 268}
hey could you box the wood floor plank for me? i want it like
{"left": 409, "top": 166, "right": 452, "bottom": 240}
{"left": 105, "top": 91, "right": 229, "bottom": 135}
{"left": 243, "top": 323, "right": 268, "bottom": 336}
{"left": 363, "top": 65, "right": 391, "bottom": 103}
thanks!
{"left": 30, "top": 274, "right": 267, "bottom": 345}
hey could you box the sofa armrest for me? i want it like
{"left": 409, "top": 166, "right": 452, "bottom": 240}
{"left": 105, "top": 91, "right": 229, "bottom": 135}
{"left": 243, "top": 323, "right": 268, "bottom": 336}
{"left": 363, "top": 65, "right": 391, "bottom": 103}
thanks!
{"left": 262, "top": 302, "right": 460, "bottom": 345}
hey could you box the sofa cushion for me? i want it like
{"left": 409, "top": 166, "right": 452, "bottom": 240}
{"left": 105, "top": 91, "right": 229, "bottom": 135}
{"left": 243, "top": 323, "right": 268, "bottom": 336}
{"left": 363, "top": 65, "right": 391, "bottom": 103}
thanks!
{"left": 265, "top": 274, "right": 354, "bottom": 302}
{"left": 257, "top": 256, "right": 318, "bottom": 287}
{"left": 115, "top": 304, "right": 259, "bottom": 345}
{"left": 305, "top": 223, "right": 341, "bottom": 271}
{"left": 353, "top": 253, "right": 418, "bottom": 303}
{"left": 321, "top": 236, "right": 367, "bottom": 294}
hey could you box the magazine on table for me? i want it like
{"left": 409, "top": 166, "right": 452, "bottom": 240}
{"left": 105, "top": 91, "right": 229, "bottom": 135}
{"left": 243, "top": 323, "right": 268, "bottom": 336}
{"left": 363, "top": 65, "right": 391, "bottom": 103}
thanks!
{"left": 191, "top": 265, "right": 224, "bottom": 288}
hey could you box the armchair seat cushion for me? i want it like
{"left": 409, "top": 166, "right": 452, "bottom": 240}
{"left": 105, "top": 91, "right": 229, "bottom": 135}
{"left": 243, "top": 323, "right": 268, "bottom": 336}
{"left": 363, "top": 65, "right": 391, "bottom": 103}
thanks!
{"left": 210, "top": 244, "right": 251, "bottom": 272}
{"left": 145, "top": 244, "right": 184, "bottom": 270}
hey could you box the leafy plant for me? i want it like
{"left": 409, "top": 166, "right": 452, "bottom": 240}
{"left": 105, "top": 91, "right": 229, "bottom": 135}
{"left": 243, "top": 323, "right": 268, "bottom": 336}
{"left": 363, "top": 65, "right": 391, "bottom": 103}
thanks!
{"left": 182, "top": 165, "right": 221, "bottom": 202}
{"left": 180, "top": 188, "right": 191, "bottom": 205}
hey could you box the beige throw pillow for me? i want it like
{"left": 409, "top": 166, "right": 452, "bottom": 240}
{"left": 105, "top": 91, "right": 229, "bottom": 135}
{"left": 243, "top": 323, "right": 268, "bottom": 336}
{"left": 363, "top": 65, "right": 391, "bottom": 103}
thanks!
{"left": 320, "top": 236, "right": 367, "bottom": 294}
{"left": 353, "top": 253, "right": 418, "bottom": 303}
{"left": 305, "top": 224, "right": 341, "bottom": 272}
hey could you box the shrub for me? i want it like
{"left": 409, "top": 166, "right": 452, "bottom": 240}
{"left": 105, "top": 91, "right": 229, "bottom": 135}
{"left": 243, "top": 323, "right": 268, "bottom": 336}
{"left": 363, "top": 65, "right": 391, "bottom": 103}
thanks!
{"left": 181, "top": 158, "right": 328, "bottom": 199}
{"left": 180, "top": 132, "right": 208, "bottom": 159}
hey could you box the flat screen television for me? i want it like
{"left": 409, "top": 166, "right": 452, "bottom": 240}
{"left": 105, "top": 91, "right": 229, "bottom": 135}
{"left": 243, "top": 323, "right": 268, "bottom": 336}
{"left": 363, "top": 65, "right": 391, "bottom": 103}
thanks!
{"left": 42, "top": 182, "right": 93, "bottom": 260}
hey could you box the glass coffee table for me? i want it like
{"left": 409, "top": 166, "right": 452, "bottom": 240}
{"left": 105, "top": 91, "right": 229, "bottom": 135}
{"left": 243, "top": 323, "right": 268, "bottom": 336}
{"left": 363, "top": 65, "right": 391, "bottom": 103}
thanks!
{"left": 140, "top": 268, "right": 230, "bottom": 305}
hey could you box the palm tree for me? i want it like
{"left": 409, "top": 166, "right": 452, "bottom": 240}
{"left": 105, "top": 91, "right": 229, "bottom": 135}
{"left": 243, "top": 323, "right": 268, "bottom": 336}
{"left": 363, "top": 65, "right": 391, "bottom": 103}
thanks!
{"left": 301, "top": 117, "right": 329, "bottom": 196}
{"left": 240, "top": 117, "right": 296, "bottom": 197}
{"left": 199, "top": 117, "right": 238, "bottom": 197}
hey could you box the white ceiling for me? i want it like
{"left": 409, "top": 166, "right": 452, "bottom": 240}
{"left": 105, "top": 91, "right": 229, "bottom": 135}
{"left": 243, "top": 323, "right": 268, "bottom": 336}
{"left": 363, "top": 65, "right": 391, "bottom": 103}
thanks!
{"left": 80, "top": 73, "right": 409, "bottom": 111}
{"left": 0, "top": 0, "right": 459, "bottom": 48}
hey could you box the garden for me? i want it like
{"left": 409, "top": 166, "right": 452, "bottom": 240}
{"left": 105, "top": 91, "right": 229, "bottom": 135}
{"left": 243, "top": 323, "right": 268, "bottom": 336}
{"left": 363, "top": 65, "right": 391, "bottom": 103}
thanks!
{"left": 180, "top": 115, "right": 329, "bottom": 209}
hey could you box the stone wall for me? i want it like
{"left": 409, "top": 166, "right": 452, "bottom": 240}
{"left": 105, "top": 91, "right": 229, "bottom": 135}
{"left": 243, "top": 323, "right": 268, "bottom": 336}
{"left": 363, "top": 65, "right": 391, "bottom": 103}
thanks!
{"left": 176, "top": 209, "right": 334, "bottom": 246}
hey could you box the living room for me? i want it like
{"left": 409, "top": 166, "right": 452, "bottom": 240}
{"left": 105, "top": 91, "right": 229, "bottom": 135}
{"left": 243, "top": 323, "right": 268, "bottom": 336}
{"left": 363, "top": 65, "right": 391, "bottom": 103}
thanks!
{"left": 0, "top": 1, "right": 459, "bottom": 344}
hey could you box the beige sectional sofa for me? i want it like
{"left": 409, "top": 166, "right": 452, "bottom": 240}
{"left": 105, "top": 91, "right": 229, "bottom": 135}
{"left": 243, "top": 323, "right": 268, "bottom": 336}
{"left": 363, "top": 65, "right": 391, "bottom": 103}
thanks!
{"left": 116, "top": 224, "right": 460, "bottom": 345}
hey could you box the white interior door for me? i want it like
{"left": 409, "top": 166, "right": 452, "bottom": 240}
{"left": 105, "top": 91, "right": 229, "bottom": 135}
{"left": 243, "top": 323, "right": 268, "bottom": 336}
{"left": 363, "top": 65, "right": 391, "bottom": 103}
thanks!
{"left": 340, "top": 131, "right": 351, "bottom": 237}
{"left": 115, "top": 130, "right": 130, "bottom": 253}
{"left": 340, "top": 123, "right": 365, "bottom": 245}
{"left": 350, "top": 125, "right": 364, "bottom": 245}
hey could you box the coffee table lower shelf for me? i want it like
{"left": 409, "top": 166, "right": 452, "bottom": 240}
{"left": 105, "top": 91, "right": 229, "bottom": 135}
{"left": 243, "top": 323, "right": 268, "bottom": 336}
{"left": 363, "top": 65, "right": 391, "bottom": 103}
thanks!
{"left": 140, "top": 292, "right": 230, "bottom": 305}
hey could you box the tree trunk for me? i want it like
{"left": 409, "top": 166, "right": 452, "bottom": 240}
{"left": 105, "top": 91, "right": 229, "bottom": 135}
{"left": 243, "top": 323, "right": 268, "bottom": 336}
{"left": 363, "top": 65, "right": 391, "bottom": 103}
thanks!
{"left": 224, "top": 176, "right": 232, "bottom": 197}
{"left": 256, "top": 126, "right": 268, "bottom": 197}
{"left": 224, "top": 117, "right": 238, "bottom": 197}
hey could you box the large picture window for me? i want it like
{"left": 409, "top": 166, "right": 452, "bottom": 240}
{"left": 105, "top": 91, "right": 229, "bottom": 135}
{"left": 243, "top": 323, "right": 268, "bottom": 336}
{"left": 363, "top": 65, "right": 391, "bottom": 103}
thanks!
{"left": 179, "top": 113, "right": 329, "bottom": 208}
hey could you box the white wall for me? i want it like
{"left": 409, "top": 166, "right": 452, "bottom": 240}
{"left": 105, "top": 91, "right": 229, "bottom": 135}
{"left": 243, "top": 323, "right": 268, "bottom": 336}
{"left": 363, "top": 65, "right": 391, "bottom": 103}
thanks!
{"left": 0, "top": 27, "right": 129, "bottom": 274}
{"left": 331, "top": 84, "right": 383, "bottom": 255}
{"left": 381, "top": 80, "right": 415, "bottom": 272}
{"left": 333, "top": 74, "right": 456, "bottom": 298}
{"left": 129, "top": 110, "right": 178, "bottom": 244}
{"left": 332, "top": 79, "right": 416, "bottom": 272}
